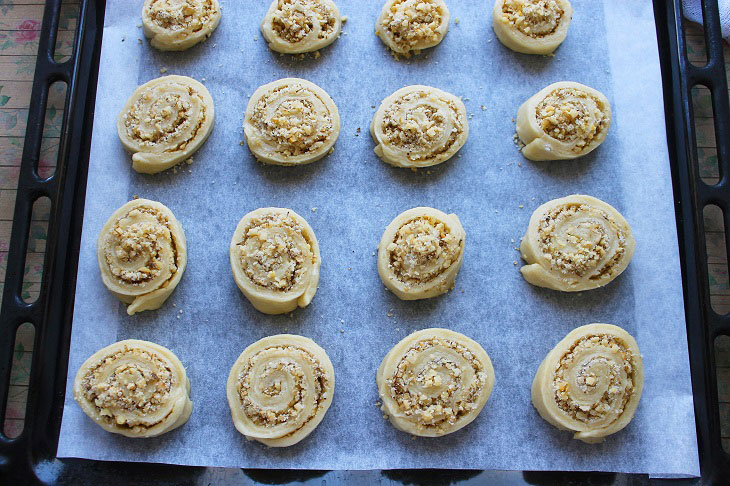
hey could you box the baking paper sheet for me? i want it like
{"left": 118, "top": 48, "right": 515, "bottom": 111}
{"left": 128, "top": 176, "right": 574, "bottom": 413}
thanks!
{"left": 57, "top": 0, "right": 700, "bottom": 476}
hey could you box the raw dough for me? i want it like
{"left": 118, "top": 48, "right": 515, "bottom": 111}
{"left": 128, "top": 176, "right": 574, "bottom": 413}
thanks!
{"left": 97, "top": 198, "right": 187, "bottom": 315}
{"left": 377, "top": 328, "right": 495, "bottom": 437}
{"left": 244, "top": 78, "right": 340, "bottom": 165}
{"left": 531, "top": 323, "right": 643, "bottom": 443}
{"left": 520, "top": 195, "right": 635, "bottom": 292}
{"left": 376, "top": 0, "right": 450, "bottom": 56}
{"left": 516, "top": 81, "right": 611, "bottom": 161}
{"left": 142, "top": 0, "right": 221, "bottom": 51}
{"left": 227, "top": 334, "right": 335, "bottom": 447}
{"left": 117, "top": 75, "right": 215, "bottom": 174}
{"left": 378, "top": 207, "right": 465, "bottom": 300}
{"left": 230, "top": 207, "right": 321, "bottom": 314}
{"left": 371, "top": 85, "right": 468, "bottom": 168}
{"left": 73, "top": 339, "right": 193, "bottom": 438}
{"left": 261, "top": 0, "right": 342, "bottom": 54}
{"left": 492, "top": 0, "right": 572, "bottom": 55}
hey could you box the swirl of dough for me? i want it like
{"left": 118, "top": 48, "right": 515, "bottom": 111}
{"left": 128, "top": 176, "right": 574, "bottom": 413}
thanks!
{"left": 520, "top": 195, "right": 635, "bottom": 292}
{"left": 227, "top": 334, "right": 335, "bottom": 447}
{"left": 375, "top": 0, "right": 450, "bottom": 56}
{"left": 97, "top": 199, "right": 187, "bottom": 315}
{"left": 516, "top": 81, "right": 611, "bottom": 161}
{"left": 492, "top": 0, "right": 572, "bottom": 55}
{"left": 377, "top": 328, "right": 495, "bottom": 437}
{"left": 531, "top": 323, "right": 643, "bottom": 443}
{"left": 244, "top": 78, "right": 340, "bottom": 166}
{"left": 117, "top": 75, "right": 215, "bottom": 174}
{"left": 230, "top": 208, "right": 321, "bottom": 314}
{"left": 73, "top": 340, "right": 193, "bottom": 438}
{"left": 378, "top": 207, "right": 465, "bottom": 300}
{"left": 371, "top": 85, "right": 468, "bottom": 168}
{"left": 142, "top": 0, "right": 221, "bottom": 51}
{"left": 261, "top": 0, "right": 342, "bottom": 54}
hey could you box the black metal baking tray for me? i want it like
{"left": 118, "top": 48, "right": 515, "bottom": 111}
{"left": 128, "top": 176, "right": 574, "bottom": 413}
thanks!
{"left": 0, "top": 0, "right": 728, "bottom": 483}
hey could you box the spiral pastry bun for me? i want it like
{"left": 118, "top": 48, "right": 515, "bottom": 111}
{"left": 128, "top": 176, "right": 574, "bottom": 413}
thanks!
{"left": 227, "top": 334, "right": 335, "bottom": 447}
{"left": 516, "top": 81, "right": 611, "bottom": 161}
{"left": 97, "top": 199, "right": 187, "bottom": 315}
{"left": 244, "top": 78, "right": 340, "bottom": 166}
{"left": 492, "top": 0, "right": 572, "bottom": 55}
{"left": 261, "top": 0, "right": 342, "bottom": 54}
{"left": 142, "top": 0, "right": 221, "bottom": 51}
{"left": 378, "top": 207, "right": 465, "bottom": 300}
{"left": 377, "top": 328, "right": 495, "bottom": 437}
{"left": 371, "top": 85, "right": 468, "bottom": 168}
{"left": 520, "top": 195, "right": 635, "bottom": 292}
{"left": 532, "top": 323, "right": 643, "bottom": 443}
{"left": 73, "top": 339, "right": 193, "bottom": 438}
{"left": 117, "top": 75, "right": 215, "bottom": 174}
{"left": 376, "top": 0, "right": 450, "bottom": 56}
{"left": 230, "top": 208, "right": 321, "bottom": 314}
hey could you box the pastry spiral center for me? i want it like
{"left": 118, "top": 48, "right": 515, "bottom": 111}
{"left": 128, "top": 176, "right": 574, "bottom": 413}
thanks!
{"left": 145, "top": 0, "right": 217, "bottom": 32}
{"left": 501, "top": 0, "right": 563, "bottom": 37}
{"left": 381, "top": 0, "right": 445, "bottom": 50}
{"left": 536, "top": 88, "right": 608, "bottom": 151}
{"left": 271, "top": 0, "right": 336, "bottom": 43}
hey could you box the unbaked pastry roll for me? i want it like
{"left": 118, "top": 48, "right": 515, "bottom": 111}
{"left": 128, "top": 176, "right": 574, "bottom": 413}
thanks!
{"left": 97, "top": 198, "right": 187, "bottom": 315}
{"left": 117, "top": 75, "right": 215, "bottom": 174}
{"left": 531, "top": 323, "right": 643, "bottom": 443}
{"left": 261, "top": 0, "right": 342, "bottom": 54}
{"left": 73, "top": 339, "right": 192, "bottom": 438}
{"left": 377, "top": 328, "right": 495, "bottom": 437}
{"left": 230, "top": 208, "right": 321, "bottom": 314}
{"left": 520, "top": 195, "right": 635, "bottom": 292}
{"left": 516, "top": 81, "right": 611, "bottom": 161}
{"left": 244, "top": 78, "right": 340, "bottom": 166}
{"left": 376, "top": 0, "right": 450, "bottom": 56}
{"left": 227, "top": 334, "right": 335, "bottom": 447}
{"left": 492, "top": 0, "right": 572, "bottom": 55}
{"left": 142, "top": 0, "right": 221, "bottom": 51}
{"left": 371, "top": 85, "right": 468, "bottom": 168}
{"left": 378, "top": 207, "right": 465, "bottom": 300}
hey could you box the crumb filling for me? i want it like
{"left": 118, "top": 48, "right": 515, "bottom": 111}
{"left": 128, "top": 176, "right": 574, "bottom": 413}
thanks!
{"left": 79, "top": 346, "right": 176, "bottom": 430}
{"left": 381, "top": 90, "right": 465, "bottom": 162}
{"left": 124, "top": 83, "right": 207, "bottom": 153}
{"left": 535, "top": 87, "right": 608, "bottom": 153}
{"left": 386, "top": 337, "right": 488, "bottom": 431}
{"left": 537, "top": 203, "right": 627, "bottom": 280}
{"left": 380, "top": 0, "right": 446, "bottom": 52}
{"left": 104, "top": 207, "right": 178, "bottom": 289}
{"left": 500, "top": 0, "right": 563, "bottom": 38}
{"left": 552, "top": 334, "right": 636, "bottom": 425}
{"left": 250, "top": 84, "right": 335, "bottom": 158}
{"left": 145, "top": 0, "right": 218, "bottom": 34}
{"left": 270, "top": 0, "right": 337, "bottom": 44}
{"left": 236, "top": 346, "right": 329, "bottom": 438}
{"left": 387, "top": 216, "right": 461, "bottom": 286}
{"left": 237, "top": 212, "right": 314, "bottom": 292}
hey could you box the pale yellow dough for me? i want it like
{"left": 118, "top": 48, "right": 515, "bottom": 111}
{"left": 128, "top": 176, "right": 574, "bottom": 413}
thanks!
{"left": 492, "top": 0, "right": 572, "bottom": 55}
{"left": 377, "top": 328, "right": 495, "bottom": 437}
{"left": 97, "top": 198, "right": 187, "bottom": 315}
{"left": 516, "top": 81, "right": 611, "bottom": 161}
{"left": 531, "top": 323, "right": 643, "bottom": 443}
{"left": 142, "top": 0, "right": 221, "bottom": 51}
{"left": 244, "top": 78, "right": 340, "bottom": 166}
{"left": 371, "top": 85, "right": 468, "bottom": 168}
{"left": 378, "top": 207, "right": 465, "bottom": 300}
{"left": 230, "top": 208, "right": 321, "bottom": 314}
{"left": 376, "top": 0, "right": 450, "bottom": 56}
{"left": 117, "top": 75, "right": 215, "bottom": 174}
{"left": 73, "top": 339, "right": 193, "bottom": 438}
{"left": 227, "top": 334, "right": 335, "bottom": 447}
{"left": 520, "top": 195, "right": 635, "bottom": 292}
{"left": 261, "top": 0, "right": 342, "bottom": 54}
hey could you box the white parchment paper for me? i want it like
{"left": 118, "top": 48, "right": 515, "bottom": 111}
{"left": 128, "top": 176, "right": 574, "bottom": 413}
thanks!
{"left": 57, "top": 0, "right": 700, "bottom": 476}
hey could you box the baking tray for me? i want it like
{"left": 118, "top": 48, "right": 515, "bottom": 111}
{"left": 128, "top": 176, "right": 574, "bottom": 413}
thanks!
{"left": 0, "top": 0, "right": 728, "bottom": 483}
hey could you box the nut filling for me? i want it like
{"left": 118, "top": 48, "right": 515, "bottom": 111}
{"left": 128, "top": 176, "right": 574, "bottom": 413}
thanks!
{"left": 500, "top": 0, "right": 564, "bottom": 38}
{"left": 144, "top": 0, "right": 219, "bottom": 34}
{"left": 270, "top": 0, "right": 337, "bottom": 44}
{"left": 535, "top": 88, "right": 609, "bottom": 153}
{"left": 377, "top": 0, "right": 449, "bottom": 55}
